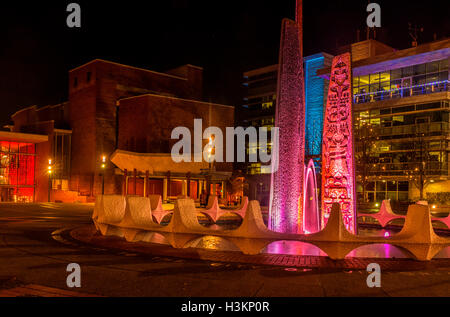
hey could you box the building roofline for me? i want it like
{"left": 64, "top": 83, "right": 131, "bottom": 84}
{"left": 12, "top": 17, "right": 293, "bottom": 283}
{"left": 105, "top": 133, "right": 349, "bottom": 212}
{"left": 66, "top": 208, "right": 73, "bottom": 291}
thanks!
{"left": 304, "top": 52, "right": 334, "bottom": 61}
{"left": 244, "top": 52, "right": 334, "bottom": 77}
{"left": 244, "top": 64, "right": 278, "bottom": 77}
{"left": 69, "top": 59, "right": 199, "bottom": 81}
{"left": 317, "top": 38, "right": 450, "bottom": 77}
{"left": 11, "top": 102, "right": 68, "bottom": 120}
{"left": 0, "top": 131, "right": 48, "bottom": 143}
{"left": 11, "top": 105, "right": 38, "bottom": 119}
{"left": 117, "top": 93, "right": 234, "bottom": 109}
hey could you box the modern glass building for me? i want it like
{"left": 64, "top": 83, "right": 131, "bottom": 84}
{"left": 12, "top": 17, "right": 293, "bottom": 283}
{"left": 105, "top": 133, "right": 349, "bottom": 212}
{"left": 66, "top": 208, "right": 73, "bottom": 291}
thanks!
{"left": 319, "top": 38, "right": 450, "bottom": 205}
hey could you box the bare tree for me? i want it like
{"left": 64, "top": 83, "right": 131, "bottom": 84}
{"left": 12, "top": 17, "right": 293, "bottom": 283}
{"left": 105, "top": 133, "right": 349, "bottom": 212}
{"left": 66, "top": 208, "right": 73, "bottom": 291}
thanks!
{"left": 404, "top": 132, "right": 432, "bottom": 201}
{"left": 354, "top": 121, "right": 377, "bottom": 203}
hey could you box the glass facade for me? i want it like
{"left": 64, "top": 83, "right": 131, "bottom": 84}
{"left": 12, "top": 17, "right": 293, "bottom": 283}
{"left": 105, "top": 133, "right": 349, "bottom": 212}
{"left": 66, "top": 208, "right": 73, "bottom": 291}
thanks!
{"left": 353, "top": 58, "right": 449, "bottom": 104}
{"left": 0, "top": 141, "right": 35, "bottom": 202}
{"left": 353, "top": 56, "right": 450, "bottom": 203}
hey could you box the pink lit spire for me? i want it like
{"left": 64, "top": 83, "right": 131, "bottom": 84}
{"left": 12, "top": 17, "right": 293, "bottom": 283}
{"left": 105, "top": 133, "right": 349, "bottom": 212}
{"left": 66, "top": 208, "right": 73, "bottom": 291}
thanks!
{"left": 321, "top": 53, "right": 357, "bottom": 234}
{"left": 269, "top": 0, "right": 305, "bottom": 233}
{"left": 296, "top": 0, "right": 303, "bottom": 55}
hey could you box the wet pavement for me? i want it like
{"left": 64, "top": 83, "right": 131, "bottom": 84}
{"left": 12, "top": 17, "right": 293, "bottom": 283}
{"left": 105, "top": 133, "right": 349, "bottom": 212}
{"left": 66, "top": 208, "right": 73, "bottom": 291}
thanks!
{"left": 0, "top": 203, "right": 449, "bottom": 297}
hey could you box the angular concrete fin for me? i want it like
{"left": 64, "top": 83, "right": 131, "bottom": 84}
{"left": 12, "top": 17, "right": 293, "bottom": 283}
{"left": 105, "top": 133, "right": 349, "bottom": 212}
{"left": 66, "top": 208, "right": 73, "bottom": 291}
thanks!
{"left": 163, "top": 232, "right": 200, "bottom": 249}
{"left": 205, "top": 195, "right": 219, "bottom": 210}
{"left": 393, "top": 204, "right": 437, "bottom": 244}
{"left": 376, "top": 199, "right": 404, "bottom": 227}
{"left": 358, "top": 199, "right": 405, "bottom": 228}
{"left": 233, "top": 200, "right": 276, "bottom": 238}
{"left": 97, "top": 223, "right": 123, "bottom": 237}
{"left": 230, "top": 197, "right": 249, "bottom": 219}
{"left": 149, "top": 195, "right": 172, "bottom": 224}
{"left": 123, "top": 196, "right": 159, "bottom": 229}
{"left": 228, "top": 238, "right": 272, "bottom": 255}
{"left": 397, "top": 243, "right": 447, "bottom": 261}
{"left": 432, "top": 213, "right": 450, "bottom": 230}
{"left": 99, "top": 195, "right": 126, "bottom": 224}
{"left": 311, "top": 241, "right": 363, "bottom": 260}
{"left": 306, "top": 203, "right": 356, "bottom": 242}
{"left": 123, "top": 228, "right": 140, "bottom": 242}
{"left": 380, "top": 200, "right": 394, "bottom": 215}
{"left": 149, "top": 195, "right": 164, "bottom": 211}
{"left": 200, "top": 195, "right": 226, "bottom": 223}
{"left": 167, "top": 198, "right": 206, "bottom": 233}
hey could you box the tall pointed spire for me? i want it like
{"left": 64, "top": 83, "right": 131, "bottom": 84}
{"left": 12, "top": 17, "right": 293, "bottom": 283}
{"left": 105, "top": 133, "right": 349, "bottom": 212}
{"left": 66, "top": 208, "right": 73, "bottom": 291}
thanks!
{"left": 296, "top": 0, "right": 303, "bottom": 56}
{"left": 269, "top": 1, "right": 305, "bottom": 233}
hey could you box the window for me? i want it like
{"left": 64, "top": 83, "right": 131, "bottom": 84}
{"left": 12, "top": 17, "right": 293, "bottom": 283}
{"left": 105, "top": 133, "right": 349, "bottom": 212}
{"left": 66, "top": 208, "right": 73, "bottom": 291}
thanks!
{"left": 0, "top": 141, "right": 35, "bottom": 202}
{"left": 73, "top": 77, "right": 78, "bottom": 88}
{"left": 440, "top": 59, "right": 449, "bottom": 71}
{"left": 415, "top": 117, "right": 430, "bottom": 124}
{"left": 392, "top": 116, "right": 404, "bottom": 126}
{"left": 387, "top": 181, "right": 397, "bottom": 191}
{"left": 359, "top": 74, "right": 370, "bottom": 86}
{"left": 262, "top": 102, "right": 273, "bottom": 110}
{"left": 370, "top": 109, "right": 380, "bottom": 116}
{"left": 392, "top": 105, "right": 414, "bottom": 114}
{"left": 379, "top": 71, "right": 390, "bottom": 82}
{"left": 380, "top": 81, "right": 390, "bottom": 91}
{"left": 416, "top": 102, "right": 440, "bottom": 110}
{"left": 413, "top": 64, "right": 426, "bottom": 76}
{"left": 402, "top": 66, "right": 413, "bottom": 77}
{"left": 413, "top": 75, "right": 426, "bottom": 86}
{"left": 87, "top": 72, "right": 92, "bottom": 83}
{"left": 391, "top": 68, "right": 402, "bottom": 80}
{"left": 426, "top": 73, "right": 439, "bottom": 83}
{"left": 369, "top": 73, "right": 380, "bottom": 84}
{"left": 427, "top": 61, "right": 440, "bottom": 73}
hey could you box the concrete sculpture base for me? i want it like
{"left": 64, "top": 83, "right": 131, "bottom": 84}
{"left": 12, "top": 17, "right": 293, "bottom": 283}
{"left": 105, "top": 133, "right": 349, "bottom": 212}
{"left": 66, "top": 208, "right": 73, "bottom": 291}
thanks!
{"left": 358, "top": 200, "right": 450, "bottom": 229}
{"left": 93, "top": 195, "right": 450, "bottom": 261}
{"left": 200, "top": 195, "right": 248, "bottom": 223}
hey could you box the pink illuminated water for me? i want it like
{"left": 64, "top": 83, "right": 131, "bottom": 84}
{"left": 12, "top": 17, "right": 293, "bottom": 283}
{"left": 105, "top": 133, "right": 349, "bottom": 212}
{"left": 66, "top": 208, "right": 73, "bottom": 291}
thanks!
{"left": 140, "top": 227, "right": 450, "bottom": 259}
{"left": 262, "top": 228, "right": 450, "bottom": 259}
{"left": 303, "top": 160, "right": 320, "bottom": 234}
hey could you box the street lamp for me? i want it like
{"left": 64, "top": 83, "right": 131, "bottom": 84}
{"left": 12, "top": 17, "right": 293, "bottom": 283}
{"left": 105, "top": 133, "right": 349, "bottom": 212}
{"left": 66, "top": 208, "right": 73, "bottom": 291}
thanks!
{"left": 48, "top": 159, "right": 53, "bottom": 202}
{"left": 101, "top": 155, "right": 106, "bottom": 195}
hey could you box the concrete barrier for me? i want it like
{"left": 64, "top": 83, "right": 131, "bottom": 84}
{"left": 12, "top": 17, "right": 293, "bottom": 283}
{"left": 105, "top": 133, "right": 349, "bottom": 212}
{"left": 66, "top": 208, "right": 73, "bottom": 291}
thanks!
{"left": 98, "top": 195, "right": 126, "bottom": 224}
{"left": 93, "top": 197, "right": 450, "bottom": 261}
{"left": 200, "top": 196, "right": 249, "bottom": 223}
{"left": 123, "top": 196, "right": 159, "bottom": 228}
{"left": 149, "top": 195, "right": 172, "bottom": 223}
{"left": 358, "top": 200, "right": 405, "bottom": 228}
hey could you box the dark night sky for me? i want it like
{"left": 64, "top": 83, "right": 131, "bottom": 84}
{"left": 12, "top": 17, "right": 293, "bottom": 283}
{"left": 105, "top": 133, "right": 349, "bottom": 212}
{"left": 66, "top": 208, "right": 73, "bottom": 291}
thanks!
{"left": 0, "top": 0, "right": 449, "bottom": 127}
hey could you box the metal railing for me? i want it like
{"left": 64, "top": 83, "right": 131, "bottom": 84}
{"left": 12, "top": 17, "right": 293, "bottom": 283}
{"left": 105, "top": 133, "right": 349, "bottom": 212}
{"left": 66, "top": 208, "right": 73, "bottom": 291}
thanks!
{"left": 366, "top": 162, "right": 448, "bottom": 176}
{"left": 354, "top": 80, "right": 449, "bottom": 104}
{"left": 356, "top": 122, "right": 450, "bottom": 139}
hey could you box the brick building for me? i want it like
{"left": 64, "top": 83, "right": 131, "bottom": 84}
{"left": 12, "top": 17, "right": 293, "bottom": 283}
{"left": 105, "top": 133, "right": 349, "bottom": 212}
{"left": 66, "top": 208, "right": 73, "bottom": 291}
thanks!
{"left": 4, "top": 59, "right": 234, "bottom": 202}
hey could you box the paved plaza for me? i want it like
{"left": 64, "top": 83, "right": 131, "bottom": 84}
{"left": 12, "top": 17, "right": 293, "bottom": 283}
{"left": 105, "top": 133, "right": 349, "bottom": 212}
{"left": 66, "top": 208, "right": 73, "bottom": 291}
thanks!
{"left": 0, "top": 203, "right": 449, "bottom": 297}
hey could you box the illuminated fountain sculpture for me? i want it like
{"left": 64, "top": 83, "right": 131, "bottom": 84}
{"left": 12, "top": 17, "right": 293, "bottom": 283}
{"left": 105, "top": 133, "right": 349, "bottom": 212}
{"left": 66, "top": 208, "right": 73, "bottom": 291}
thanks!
{"left": 269, "top": 0, "right": 305, "bottom": 234}
{"left": 321, "top": 53, "right": 357, "bottom": 234}
{"left": 303, "top": 160, "right": 320, "bottom": 234}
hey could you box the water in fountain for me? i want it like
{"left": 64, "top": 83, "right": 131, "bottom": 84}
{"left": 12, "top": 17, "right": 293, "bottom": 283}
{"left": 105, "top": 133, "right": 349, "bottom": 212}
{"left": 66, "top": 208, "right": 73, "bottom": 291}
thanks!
{"left": 303, "top": 159, "right": 320, "bottom": 234}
